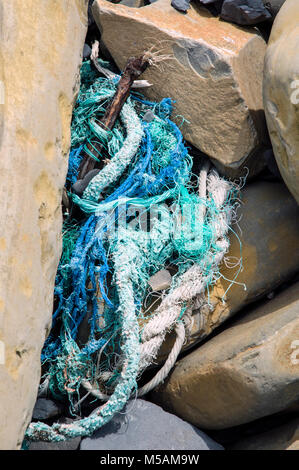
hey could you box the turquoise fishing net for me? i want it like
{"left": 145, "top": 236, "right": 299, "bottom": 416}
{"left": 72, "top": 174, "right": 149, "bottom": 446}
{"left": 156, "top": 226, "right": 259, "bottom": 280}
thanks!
{"left": 24, "top": 58, "right": 239, "bottom": 443}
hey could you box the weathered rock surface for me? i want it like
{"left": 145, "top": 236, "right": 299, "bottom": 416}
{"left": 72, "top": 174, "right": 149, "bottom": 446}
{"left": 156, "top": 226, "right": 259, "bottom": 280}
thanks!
{"left": 158, "top": 181, "right": 299, "bottom": 358}
{"left": 0, "top": 0, "right": 88, "bottom": 449}
{"left": 152, "top": 282, "right": 299, "bottom": 429}
{"left": 29, "top": 438, "right": 81, "bottom": 451}
{"left": 92, "top": 0, "right": 267, "bottom": 175}
{"left": 230, "top": 418, "right": 299, "bottom": 450}
{"left": 221, "top": 0, "right": 272, "bottom": 25}
{"left": 29, "top": 418, "right": 81, "bottom": 450}
{"left": 264, "top": 0, "right": 287, "bottom": 16}
{"left": 263, "top": 0, "right": 299, "bottom": 204}
{"left": 80, "top": 399, "right": 223, "bottom": 450}
{"left": 32, "top": 398, "right": 62, "bottom": 421}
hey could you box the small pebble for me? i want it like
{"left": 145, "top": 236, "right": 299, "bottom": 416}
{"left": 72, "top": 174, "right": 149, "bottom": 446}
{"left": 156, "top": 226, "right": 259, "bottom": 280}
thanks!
{"left": 148, "top": 269, "right": 172, "bottom": 291}
{"left": 143, "top": 110, "right": 155, "bottom": 123}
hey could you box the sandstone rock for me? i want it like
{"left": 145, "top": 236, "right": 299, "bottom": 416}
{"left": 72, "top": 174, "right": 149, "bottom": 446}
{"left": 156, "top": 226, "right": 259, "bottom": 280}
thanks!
{"left": 263, "top": 0, "right": 299, "bottom": 204}
{"left": 80, "top": 399, "right": 223, "bottom": 450}
{"left": 152, "top": 282, "right": 299, "bottom": 429}
{"left": 230, "top": 418, "right": 299, "bottom": 450}
{"left": 158, "top": 181, "right": 299, "bottom": 359}
{"left": 92, "top": 0, "right": 267, "bottom": 175}
{"left": 0, "top": 1, "right": 88, "bottom": 450}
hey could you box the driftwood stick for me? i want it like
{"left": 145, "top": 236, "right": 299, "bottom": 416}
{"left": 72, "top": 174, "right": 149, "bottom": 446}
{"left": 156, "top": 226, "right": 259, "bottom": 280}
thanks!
{"left": 90, "top": 41, "right": 152, "bottom": 89}
{"left": 77, "top": 54, "right": 149, "bottom": 180}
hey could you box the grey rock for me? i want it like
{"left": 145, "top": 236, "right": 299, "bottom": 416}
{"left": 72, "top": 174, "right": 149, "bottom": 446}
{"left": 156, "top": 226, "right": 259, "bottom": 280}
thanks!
{"left": 80, "top": 399, "right": 223, "bottom": 450}
{"left": 148, "top": 269, "right": 172, "bottom": 291}
{"left": 263, "top": 0, "right": 286, "bottom": 16}
{"left": 29, "top": 437, "right": 81, "bottom": 451}
{"left": 197, "top": 0, "right": 285, "bottom": 21}
{"left": 32, "top": 399, "right": 62, "bottom": 421}
{"left": 142, "top": 110, "right": 155, "bottom": 123}
{"left": 83, "top": 43, "right": 92, "bottom": 59}
{"left": 72, "top": 169, "right": 100, "bottom": 196}
{"left": 171, "top": 0, "right": 191, "bottom": 13}
{"left": 120, "top": 0, "right": 144, "bottom": 6}
{"left": 221, "top": 0, "right": 272, "bottom": 25}
{"left": 29, "top": 417, "right": 81, "bottom": 450}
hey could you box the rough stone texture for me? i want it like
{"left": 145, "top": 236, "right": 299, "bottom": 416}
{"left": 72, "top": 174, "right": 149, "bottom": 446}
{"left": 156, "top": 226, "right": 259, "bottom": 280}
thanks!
{"left": 29, "top": 418, "right": 81, "bottom": 450}
{"left": 0, "top": 0, "right": 88, "bottom": 450}
{"left": 221, "top": 0, "right": 272, "bottom": 25}
{"left": 263, "top": 0, "right": 287, "bottom": 17}
{"left": 230, "top": 418, "right": 299, "bottom": 450}
{"left": 263, "top": 0, "right": 299, "bottom": 204}
{"left": 120, "top": 0, "right": 144, "bottom": 7}
{"left": 80, "top": 399, "right": 223, "bottom": 450}
{"left": 32, "top": 398, "right": 62, "bottom": 421}
{"left": 152, "top": 282, "right": 299, "bottom": 429}
{"left": 29, "top": 438, "right": 81, "bottom": 451}
{"left": 158, "top": 181, "right": 299, "bottom": 359}
{"left": 92, "top": 0, "right": 267, "bottom": 175}
{"left": 230, "top": 419, "right": 299, "bottom": 450}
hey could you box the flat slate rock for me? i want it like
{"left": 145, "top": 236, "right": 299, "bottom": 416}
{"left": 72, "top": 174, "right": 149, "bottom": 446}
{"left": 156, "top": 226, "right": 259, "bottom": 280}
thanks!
{"left": 29, "top": 437, "right": 81, "bottom": 451}
{"left": 172, "top": 0, "right": 285, "bottom": 22}
{"left": 221, "top": 0, "right": 271, "bottom": 25}
{"left": 80, "top": 399, "right": 223, "bottom": 450}
{"left": 28, "top": 417, "right": 81, "bottom": 450}
{"left": 32, "top": 398, "right": 62, "bottom": 421}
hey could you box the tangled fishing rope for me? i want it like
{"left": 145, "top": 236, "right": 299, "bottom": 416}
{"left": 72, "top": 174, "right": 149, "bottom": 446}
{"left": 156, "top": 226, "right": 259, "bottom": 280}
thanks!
{"left": 24, "top": 58, "right": 239, "bottom": 444}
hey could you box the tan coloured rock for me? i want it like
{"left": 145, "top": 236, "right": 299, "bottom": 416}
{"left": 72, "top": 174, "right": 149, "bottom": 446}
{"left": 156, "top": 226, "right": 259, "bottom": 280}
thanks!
{"left": 0, "top": 0, "right": 88, "bottom": 449}
{"left": 92, "top": 0, "right": 267, "bottom": 175}
{"left": 152, "top": 282, "right": 299, "bottom": 429}
{"left": 263, "top": 0, "right": 299, "bottom": 204}
{"left": 230, "top": 418, "right": 299, "bottom": 450}
{"left": 157, "top": 181, "right": 299, "bottom": 359}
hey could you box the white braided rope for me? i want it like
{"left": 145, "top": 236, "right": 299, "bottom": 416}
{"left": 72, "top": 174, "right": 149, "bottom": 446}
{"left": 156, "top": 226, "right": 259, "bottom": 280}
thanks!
{"left": 138, "top": 166, "right": 233, "bottom": 373}
{"left": 83, "top": 102, "right": 143, "bottom": 202}
{"left": 82, "top": 321, "right": 185, "bottom": 400}
{"left": 83, "top": 164, "right": 235, "bottom": 400}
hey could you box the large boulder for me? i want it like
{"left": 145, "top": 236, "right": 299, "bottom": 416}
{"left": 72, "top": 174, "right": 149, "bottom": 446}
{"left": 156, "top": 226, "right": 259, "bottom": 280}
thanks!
{"left": 263, "top": 0, "right": 299, "bottom": 204}
{"left": 0, "top": 0, "right": 88, "bottom": 449}
{"left": 152, "top": 282, "right": 299, "bottom": 429}
{"left": 92, "top": 0, "right": 267, "bottom": 176}
{"left": 80, "top": 399, "right": 223, "bottom": 450}
{"left": 158, "top": 181, "right": 299, "bottom": 359}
